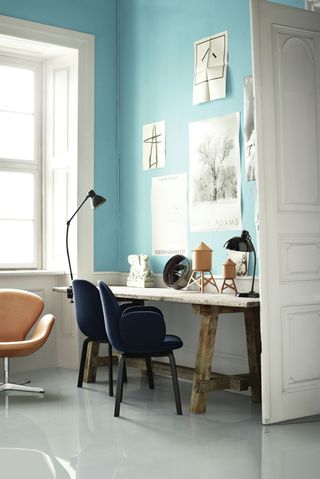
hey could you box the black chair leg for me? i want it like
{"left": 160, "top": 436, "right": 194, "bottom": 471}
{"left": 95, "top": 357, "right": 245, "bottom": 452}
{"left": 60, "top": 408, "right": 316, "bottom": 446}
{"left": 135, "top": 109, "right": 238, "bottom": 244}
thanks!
{"left": 78, "top": 338, "right": 91, "bottom": 388}
{"left": 123, "top": 361, "right": 128, "bottom": 383}
{"left": 115, "top": 354, "right": 126, "bottom": 417}
{"left": 120, "top": 358, "right": 126, "bottom": 403}
{"left": 108, "top": 342, "right": 113, "bottom": 397}
{"left": 168, "top": 352, "right": 182, "bottom": 415}
{"left": 145, "top": 356, "right": 154, "bottom": 389}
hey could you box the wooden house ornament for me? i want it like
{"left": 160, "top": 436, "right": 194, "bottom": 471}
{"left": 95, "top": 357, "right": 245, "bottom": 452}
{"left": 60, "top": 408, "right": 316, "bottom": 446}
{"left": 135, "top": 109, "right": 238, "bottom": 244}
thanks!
{"left": 221, "top": 258, "right": 238, "bottom": 294}
{"left": 185, "top": 242, "right": 219, "bottom": 293}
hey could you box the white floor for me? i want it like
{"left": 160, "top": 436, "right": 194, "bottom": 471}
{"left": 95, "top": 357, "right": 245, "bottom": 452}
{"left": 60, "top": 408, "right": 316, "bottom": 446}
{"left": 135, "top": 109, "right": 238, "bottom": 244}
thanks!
{"left": 0, "top": 367, "right": 319, "bottom": 479}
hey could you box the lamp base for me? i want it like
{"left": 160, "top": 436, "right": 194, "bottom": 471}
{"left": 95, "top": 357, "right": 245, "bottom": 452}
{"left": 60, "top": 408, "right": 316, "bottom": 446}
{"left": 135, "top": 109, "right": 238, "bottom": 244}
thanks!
{"left": 67, "top": 286, "right": 73, "bottom": 302}
{"left": 236, "top": 291, "right": 259, "bottom": 298}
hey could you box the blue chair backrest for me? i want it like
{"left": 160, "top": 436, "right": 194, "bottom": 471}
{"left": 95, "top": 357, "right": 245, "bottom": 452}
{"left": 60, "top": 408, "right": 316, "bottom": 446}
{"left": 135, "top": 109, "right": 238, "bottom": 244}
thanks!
{"left": 72, "top": 279, "right": 108, "bottom": 341}
{"left": 98, "top": 281, "right": 125, "bottom": 351}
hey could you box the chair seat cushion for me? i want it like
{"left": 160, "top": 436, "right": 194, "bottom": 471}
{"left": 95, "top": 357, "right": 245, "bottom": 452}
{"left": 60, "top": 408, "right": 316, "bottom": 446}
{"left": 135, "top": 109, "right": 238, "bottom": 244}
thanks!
{"left": 162, "top": 334, "right": 183, "bottom": 351}
{"left": 124, "top": 334, "right": 183, "bottom": 355}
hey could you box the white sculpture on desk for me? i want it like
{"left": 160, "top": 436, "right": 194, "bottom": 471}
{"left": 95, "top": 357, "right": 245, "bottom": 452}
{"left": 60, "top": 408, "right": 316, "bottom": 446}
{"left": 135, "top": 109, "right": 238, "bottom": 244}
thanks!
{"left": 127, "top": 254, "right": 154, "bottom": 287}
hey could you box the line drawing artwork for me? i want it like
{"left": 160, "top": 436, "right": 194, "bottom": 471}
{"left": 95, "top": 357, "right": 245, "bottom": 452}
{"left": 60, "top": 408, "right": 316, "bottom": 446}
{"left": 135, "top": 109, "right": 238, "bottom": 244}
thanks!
{"left": 189, "top": 113, "right": 242, "bottom": 232}
{"left": 143, "top": 120, "right": 165, "bottom": 170}
{"left": 193, "top": 31, "right": 228, "bottom": 104}
{"left": 144, "top": 124, "right": 161, "bottom": 168}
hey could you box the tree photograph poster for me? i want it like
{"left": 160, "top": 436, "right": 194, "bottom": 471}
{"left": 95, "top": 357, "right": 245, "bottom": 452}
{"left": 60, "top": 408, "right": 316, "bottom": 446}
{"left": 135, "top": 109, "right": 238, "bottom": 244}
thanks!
{"left": 189, "top": 113, "right": 242, "bottom": 231}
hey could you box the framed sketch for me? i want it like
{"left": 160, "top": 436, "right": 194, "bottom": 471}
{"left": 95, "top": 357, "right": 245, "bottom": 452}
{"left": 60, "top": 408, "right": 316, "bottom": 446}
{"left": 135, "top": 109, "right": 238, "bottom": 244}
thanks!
{"left": 227, "top": 250, "right": 249, "bottom": 276}
{"left": 143, "top": 120, "right": 165, "bottom": 170}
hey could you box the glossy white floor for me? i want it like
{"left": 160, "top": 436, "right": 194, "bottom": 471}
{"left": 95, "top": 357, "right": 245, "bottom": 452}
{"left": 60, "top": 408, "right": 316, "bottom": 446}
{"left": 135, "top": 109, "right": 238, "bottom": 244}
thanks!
{"left": 0, "top": 367, "right": 319, "bottom": 479}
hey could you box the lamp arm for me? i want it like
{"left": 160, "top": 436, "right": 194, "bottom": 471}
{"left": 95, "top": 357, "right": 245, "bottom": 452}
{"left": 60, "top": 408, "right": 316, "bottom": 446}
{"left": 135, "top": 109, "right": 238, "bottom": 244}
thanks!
{"left": 66, "top": 194, "right": 90, "bottom": 226}
{"left": 66, "top": 221, "right": 73, "bottom": 282}
{"left": 65, "top": 194, "right": 90, "bottom": 285}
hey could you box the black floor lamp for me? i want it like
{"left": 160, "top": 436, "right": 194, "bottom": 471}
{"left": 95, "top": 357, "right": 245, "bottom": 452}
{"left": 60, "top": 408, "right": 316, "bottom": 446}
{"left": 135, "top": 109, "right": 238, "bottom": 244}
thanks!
{"left": 66, "top": 189, "right": 106, "bottom": 300}
{"left": 224, "top": 230, "right": 259, "bottom": 298}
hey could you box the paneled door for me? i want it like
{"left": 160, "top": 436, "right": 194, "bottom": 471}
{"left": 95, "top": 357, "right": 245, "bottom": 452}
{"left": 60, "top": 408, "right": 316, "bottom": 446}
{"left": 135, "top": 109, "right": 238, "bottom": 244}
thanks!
{"left": 251, "top": 0, "right": 320, "bottom": 423}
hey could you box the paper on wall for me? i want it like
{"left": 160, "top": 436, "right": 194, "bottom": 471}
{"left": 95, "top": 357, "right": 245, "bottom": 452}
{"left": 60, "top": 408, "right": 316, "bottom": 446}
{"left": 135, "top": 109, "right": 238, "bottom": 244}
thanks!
{"left": 189, "top": 113, "right": 242, "bottom": 232}
{"left": 193, "top": 31, "right": 228, "bottom": 105}
{"left": 243, "top": 76, "right": 256, "bottom": 181}
{"left": 143, "top": 120, "right": 165, "bottom": 170}
{"left": 151, "top": 173, "right": 188, "bottom": 256}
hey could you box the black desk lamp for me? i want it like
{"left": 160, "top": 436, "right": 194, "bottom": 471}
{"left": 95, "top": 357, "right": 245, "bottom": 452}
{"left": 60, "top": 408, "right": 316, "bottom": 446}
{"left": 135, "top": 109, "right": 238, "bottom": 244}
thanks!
{"left": 224, "top": 230, "right": 259, "bottom": 298}
{"left": 66, "top": 189, "right": 106, "bottom": 300}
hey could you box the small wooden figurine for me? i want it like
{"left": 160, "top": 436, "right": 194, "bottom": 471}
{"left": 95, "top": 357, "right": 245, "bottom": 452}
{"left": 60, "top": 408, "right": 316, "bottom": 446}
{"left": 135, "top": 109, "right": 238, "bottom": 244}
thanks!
{"left": 185, "top": 242, "right": 219, "bottom": 293}
{"left": 221, "top": 258, "right": 238, "bottom": 294}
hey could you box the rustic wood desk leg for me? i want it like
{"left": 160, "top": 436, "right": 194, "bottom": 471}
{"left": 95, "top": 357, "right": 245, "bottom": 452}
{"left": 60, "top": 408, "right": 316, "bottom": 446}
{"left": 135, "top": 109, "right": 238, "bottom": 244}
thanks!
{"left": 190, "top": 305, "right": 219, "bottom": 414}
{"left": 83, "top": 341, "right": 100, "bottom": 383}
{"left": 244, "top": 307, "right": 261, "bottom": 402}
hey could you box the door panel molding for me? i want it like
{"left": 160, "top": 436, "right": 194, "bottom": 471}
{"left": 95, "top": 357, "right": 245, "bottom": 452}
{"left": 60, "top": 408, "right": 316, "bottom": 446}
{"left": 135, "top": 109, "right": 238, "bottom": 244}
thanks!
{"left": 279, "top": 235, "right": 320, "bottom": 282}
{"left": 282, "top": 304, "right": 320, "bottom": 392}
{"left": 273, "top": 26, "right": 320, "bottom": 211}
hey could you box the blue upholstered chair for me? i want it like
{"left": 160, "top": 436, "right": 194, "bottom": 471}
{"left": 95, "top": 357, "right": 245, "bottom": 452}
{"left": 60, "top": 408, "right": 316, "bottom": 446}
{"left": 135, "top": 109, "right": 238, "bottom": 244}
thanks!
{"left": 72, "top": 279, "right": 114, "bottom": 396}
{"left": 98, "top": 280, "right": 183, "bottom": 417}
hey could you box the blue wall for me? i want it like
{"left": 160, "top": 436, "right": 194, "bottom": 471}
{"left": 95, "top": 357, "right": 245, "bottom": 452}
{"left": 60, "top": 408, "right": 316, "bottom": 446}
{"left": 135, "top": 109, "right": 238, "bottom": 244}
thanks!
{"left": 0, "top": 0, "right": 119, "bottom": 271}
{"left": 0, "top": 0, "right": 305, "bottom": 274}
{"left": 118, "top": 0, "right": 304, "bottom": 275}
{"left": 118, "top": 0, "right": 255, "bottom": 275}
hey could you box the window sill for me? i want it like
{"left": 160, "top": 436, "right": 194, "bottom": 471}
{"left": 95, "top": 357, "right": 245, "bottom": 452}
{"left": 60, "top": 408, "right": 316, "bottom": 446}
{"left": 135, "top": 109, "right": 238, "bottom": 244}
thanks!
{"left": 0, "top": 269, "right": 66, "bottom": 277}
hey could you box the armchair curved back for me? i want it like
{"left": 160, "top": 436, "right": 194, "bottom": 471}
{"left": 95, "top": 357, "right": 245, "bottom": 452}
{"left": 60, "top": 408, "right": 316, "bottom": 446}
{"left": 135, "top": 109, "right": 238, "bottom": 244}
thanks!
{"left": 72, "top": 280, "right": 108, "bottom": 341}
{"left": 98, "top": 281, "right": 124, "bottom": 351}
{"left": 0, "top": 289, "right": 44, "bottom": 341}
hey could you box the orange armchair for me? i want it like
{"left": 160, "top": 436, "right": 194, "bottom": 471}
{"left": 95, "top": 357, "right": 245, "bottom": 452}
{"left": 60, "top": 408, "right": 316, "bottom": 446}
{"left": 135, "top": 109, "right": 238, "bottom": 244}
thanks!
{"left": 0, "top": 289, "right": 55, "bottom": 394}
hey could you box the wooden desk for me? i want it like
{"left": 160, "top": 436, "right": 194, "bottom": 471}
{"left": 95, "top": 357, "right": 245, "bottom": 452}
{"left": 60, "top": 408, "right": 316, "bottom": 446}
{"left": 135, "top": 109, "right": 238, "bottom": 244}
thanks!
{"left": 109, "top": 286, "right": 261, "bottom": 414}
{"left": 54, "top": 284, "right": 261, "bottom": 414}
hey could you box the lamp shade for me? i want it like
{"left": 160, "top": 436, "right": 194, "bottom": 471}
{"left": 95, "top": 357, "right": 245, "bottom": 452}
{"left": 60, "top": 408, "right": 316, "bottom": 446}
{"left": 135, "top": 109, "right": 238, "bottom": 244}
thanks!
{"left": 88, "top": 189, "right": 106, "bottom": 209}
{"left": 224, "top": 230, "right": 259, "bottom": 298}
{"left": 224, "top": 230, "right": 254, "bottom": 252}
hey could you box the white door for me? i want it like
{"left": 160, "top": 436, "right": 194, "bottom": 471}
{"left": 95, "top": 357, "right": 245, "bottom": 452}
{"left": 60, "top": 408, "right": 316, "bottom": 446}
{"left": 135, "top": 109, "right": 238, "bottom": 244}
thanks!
{"left": 251, "top": 0, "right": 320, "bottom": 423}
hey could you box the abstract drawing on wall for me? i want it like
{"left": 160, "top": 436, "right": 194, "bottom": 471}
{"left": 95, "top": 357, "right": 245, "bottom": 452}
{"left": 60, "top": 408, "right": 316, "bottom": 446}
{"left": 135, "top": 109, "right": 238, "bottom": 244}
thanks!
{"left": 143, "top": 120, "right": 165, "bottom": 170}
{"left": 189, "top": 113, "right": 242, "bottom": 232}
{"left": 244, "top": 76, "right": 256, "bottom": 181}
{"left": 193, "top": 31, "right": 228, "bottom": 105}
{"left": 227, "top": 250, "right": 249, "bottom": 276}
{"left": 151, "top": 173, "right": 188, "bottom": 256}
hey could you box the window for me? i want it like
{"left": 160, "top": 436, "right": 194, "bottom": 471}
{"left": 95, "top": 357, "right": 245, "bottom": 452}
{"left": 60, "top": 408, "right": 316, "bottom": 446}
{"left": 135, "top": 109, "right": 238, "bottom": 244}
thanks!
{"left": 0, "top": 58, "right": 41, "bottom": 268}
{"left": 0, "top": 18, "right": 94, "bottom": 276}
{"left": 0, "top": 44, "right": 78, "bottom": 271}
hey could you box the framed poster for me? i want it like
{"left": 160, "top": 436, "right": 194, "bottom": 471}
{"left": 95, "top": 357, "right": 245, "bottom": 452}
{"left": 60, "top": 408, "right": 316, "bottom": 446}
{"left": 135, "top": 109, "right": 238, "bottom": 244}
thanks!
{"left": 189, "top": 113, "right": 242, "bottom": 232}
{"left": 152, "top": 174, "right": 188, "bottom": 256}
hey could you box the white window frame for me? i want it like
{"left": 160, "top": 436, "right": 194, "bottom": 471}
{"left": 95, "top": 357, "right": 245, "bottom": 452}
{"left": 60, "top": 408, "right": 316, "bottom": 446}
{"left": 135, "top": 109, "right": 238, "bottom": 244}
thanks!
{"left": 0, "top": 55, "right": 42, "bottom": 269}
{"left": 0, "top": 15, "right": 95, "bottom": 278}
{"left": 305, "top": 0, "right": 320, "bottom": 11}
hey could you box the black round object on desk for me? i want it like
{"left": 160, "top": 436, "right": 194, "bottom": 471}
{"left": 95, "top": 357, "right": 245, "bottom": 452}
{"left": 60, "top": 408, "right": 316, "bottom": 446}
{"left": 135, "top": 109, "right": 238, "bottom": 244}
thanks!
{"left": 163, "top": 255, "right": 192, "bottom": 289}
